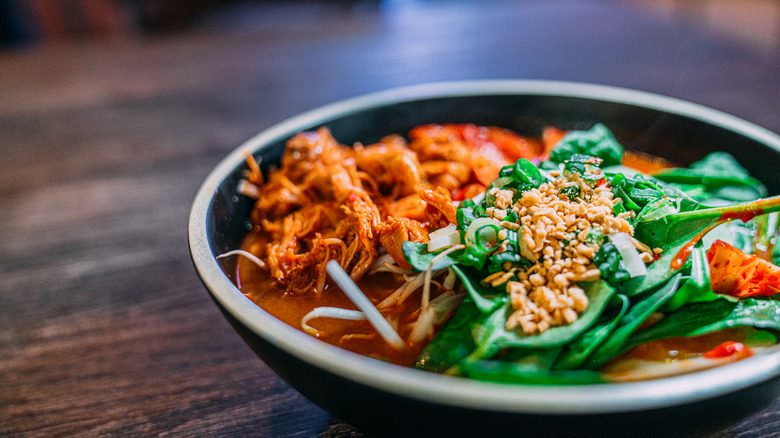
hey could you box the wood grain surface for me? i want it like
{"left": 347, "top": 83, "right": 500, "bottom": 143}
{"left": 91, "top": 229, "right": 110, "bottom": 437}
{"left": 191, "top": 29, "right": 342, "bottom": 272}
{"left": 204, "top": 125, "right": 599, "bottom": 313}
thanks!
{"left": 2, "top": 1, "right": 779, "bottom": 436}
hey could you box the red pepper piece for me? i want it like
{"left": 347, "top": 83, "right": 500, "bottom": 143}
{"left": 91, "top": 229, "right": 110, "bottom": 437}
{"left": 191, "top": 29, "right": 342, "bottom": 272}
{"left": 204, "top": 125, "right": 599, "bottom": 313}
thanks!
{"left": 703, "top": 341, "right": 753, "bottom": 360}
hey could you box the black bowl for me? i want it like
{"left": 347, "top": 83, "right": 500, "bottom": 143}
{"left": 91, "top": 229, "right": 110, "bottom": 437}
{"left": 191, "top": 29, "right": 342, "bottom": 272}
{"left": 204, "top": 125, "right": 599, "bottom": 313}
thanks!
{"left": 189, "top": 81, "right": 780, "bottom": 438}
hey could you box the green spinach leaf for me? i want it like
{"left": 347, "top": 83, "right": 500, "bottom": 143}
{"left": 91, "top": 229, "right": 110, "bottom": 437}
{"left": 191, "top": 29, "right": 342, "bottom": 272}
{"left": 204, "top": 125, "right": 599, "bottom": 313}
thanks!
{"left": 548, "top": 124, "right": 624, "bottom": 166}
{"left": 625, "top": 298, "right": 737, "bottom": 348}
{"left": 659, "top": 245, "right": 717, "bottom": 312}
{"left": 652, "top": 152, "right": 767, "bottom": 202}
{"left": 633, "top": 195, "right": 780, "bottom": 250}
{"left": 585, "top": 273, "right": 683, "bottom": 369}
{"left": 450, "top": 264, "right": 507, "bottom": 314}
{"left": 459, "top": 358, "right": 605, "bottom": 384}
{"left": 593, "top": 241, "right": 631, "bottom": 284}
{"left": 687, "top": 298, "right": 780, "bottom": 335}
{"left": 473, "top": 280, "right": 616, "bottom": 354}
{"left": 554, "top": 294, "right": 630, "bottom": 370}
{"left": 617, "top": 235, "right": 687, "bottom": 296}
{"left": 626, "top": 298, "right": 780, "bottom": 351}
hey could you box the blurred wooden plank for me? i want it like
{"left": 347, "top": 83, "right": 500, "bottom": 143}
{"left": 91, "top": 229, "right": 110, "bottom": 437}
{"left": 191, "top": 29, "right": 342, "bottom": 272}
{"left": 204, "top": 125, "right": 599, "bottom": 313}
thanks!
{"left": 0, "top": 1, "right": 778, "bottom": 436}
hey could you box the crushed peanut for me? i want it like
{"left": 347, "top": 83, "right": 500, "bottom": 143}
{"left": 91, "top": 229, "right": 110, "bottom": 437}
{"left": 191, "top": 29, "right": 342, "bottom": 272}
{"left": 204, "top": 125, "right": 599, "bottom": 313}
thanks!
{"left": 494, "top": 171, "right": 636, "bottom": 335}
{"left": 492, "top": 188, "right": 516, "bottom": 210}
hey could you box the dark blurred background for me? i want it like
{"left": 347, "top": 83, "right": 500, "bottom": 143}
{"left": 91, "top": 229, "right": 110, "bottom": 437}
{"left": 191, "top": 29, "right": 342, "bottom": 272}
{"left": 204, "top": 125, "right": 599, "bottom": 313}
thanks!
{"left": 2, "top": 0, "right": 779, "bottom": 51}
{"left": 1, "top": 0, "right": 383, "bottom": 46}
{"left": 2, "top": 1, "right": 779, "bottom": 436}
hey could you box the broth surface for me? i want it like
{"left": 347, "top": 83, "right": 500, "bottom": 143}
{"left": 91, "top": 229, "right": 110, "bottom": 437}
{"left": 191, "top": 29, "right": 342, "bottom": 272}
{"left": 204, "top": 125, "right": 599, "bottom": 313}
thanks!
{"left": 236, "top": 254, "right": 432, "bottom": 365}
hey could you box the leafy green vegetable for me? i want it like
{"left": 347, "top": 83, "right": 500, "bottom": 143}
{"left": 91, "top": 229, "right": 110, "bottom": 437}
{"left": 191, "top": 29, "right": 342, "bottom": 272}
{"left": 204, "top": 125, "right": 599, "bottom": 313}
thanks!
{"left": 450, "top": 264, "right": 507, "bottom": 313}
{"left": 457, "top": 204, "right": 479, "bottom": 229}
{"left": 512, "top": 158, "right": 544, "bottom": 187}
{"left": 616, "top": 240, "right": 682, "bottom": 297}
{"left": 609, "top": 173, "right": 665, "bottom": 212}
{"left": 692, "top": 151, "right": 753, "bottom": 175}
{"left": 459, "top": 358, "right": 605, "bottom": 384}
{"left": 485, "top": 239, "right": 528, "bottom": 274}
{"left": 616, "top": 193, "right": 780, "bottom": 299}
{"left": 653, "top": 152, "right": 767, "bottom": 202}
{"left": 548, "top": 123, "right": 624, "bottom": 166}
{"left": 593, "top": 241, "right": 631, "bottom": 284}
{"left": 659, "top": 245, "right": 717, "bottom": 312}
{"left": 625, "top": 298, "right": 737, "bottom": 348}
{"left": 633, "top": 195, "right": 780, "bottom": 249}
{"left": 754, "top": 212, "right": 780, "bottom": 262}
{"left": 471, "top": 280, "right": 616, "bottom": 355}
{"left": 669, "top": 183, "right": 712, "bottom": 202}
{"left": 626, "top": 298, "right": 780, "bottom": 349}
{"left": 561, "top": 154, "right": 605, "bottom": 180}
{"left": 687, "top": 298, "right": 780, "bottom": 334}
{"left": 459, "top": 246, "right": 488, "bottom": 270}
{"left": 585, "top": 273, "right": 683, "bottom": 369}
{"left": 554, "top": 294, "right": 630, "bottom": 370}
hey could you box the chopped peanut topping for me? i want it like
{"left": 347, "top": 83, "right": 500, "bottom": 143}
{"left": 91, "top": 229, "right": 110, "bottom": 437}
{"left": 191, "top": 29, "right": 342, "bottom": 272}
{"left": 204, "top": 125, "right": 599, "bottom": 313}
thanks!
{"left": 492, "top": 171, "right": 635, "bottom": 335}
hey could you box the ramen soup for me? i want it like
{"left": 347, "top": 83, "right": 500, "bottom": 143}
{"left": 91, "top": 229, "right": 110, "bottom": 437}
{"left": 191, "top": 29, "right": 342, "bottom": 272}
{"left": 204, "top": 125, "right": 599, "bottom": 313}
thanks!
{"left": 230, "top": 123, "right": 780, "bottom": 384}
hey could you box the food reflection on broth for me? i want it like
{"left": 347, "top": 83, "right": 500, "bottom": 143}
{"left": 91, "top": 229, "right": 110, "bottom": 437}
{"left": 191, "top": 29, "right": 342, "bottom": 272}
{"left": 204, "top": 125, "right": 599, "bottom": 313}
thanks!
{"left": 229, "top": 123, "right": 780, "bottom": 383}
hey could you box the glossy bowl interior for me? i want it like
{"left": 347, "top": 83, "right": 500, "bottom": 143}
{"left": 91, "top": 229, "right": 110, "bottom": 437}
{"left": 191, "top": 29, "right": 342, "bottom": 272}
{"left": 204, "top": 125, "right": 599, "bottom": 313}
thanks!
{"left": 189, "top": 80, "right": 780, "bottom": 437}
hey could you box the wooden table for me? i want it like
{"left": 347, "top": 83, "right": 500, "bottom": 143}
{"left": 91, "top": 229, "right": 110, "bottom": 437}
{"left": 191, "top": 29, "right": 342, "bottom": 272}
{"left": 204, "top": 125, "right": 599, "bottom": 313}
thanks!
{"left": 2, "top": 1, "right": 779, "bottom": 436}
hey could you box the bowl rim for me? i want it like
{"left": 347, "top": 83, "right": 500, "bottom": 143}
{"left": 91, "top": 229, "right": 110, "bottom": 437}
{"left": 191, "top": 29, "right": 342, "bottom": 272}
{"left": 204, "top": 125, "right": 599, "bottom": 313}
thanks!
{"left": 189, "top": 79, "right": 780, "bottom": 415}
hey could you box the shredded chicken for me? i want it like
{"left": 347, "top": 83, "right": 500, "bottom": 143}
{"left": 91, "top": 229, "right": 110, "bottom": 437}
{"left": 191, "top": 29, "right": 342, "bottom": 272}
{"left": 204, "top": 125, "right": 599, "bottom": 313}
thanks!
{"left": 241, "top": 126, "right": 489, "bottom": 295}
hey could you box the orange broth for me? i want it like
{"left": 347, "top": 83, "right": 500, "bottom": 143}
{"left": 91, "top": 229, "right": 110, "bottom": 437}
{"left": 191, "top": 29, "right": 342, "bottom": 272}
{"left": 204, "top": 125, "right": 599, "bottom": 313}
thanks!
{"left": 235, "top": 253, "right": 432, "bottom": 365}
{"left": 625, "top": 327, "right": 751, "bottom": 362}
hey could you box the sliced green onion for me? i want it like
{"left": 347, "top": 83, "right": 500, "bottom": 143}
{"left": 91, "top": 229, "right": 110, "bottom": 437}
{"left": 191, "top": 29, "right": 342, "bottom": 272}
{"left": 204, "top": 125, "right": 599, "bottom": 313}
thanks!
{"left": 499, "top": 164, "right": 515, "bottom": 178}
{"left": 613, "top": 198, "right": 627, "bottom": 216}
{"left": 464, "top": 217, "right": 499, "bottom": 249}
{"left": 490, "top": 176, "right": 515, "bottom": 190}
{"left": 428, "top": 224, "right": 461, "bottom": 252}
{"left": 461, "top": 246, "right": 488, "bottom": 268}
{"left": 428, "top": 232, "right": 462, "bottom": 252}
{"left": 429, "top": 223, "right": 457, "bottom": 239}
{"left": 474, "top": 224, "right": 500, "bottom": 253}
{"left": 513, "top": 158, "right": 543, "bottom": 187}
{"left": 608, "top": 232, "right": 647, "bottom": 278}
